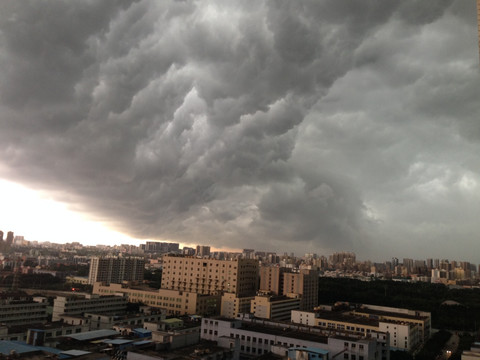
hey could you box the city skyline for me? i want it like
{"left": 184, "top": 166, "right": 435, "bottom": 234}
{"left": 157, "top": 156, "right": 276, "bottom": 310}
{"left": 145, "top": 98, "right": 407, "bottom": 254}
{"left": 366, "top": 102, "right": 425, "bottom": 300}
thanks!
{"left": 0, "top": 1, "right": 479, "bottom": 262}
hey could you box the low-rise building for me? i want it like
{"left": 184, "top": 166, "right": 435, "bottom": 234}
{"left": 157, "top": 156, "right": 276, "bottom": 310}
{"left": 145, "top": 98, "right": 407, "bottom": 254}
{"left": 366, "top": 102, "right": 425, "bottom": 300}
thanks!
{"left": 220, "top": 293, "right": 254, "bottom": 318}
{"left": 292, "top": 310, "right": 420, "bottom": 351}
{"left": 352, "top": 304, "right": 431, "bottom": 341}
{"left": 52, "top": 294, "right": 127, "bottom": 321}
{"left": 93, "top": 282, "right": 221, "bottom": 316}
{"left": 251, "top": 294, "right": 300, "bottom": 321}
{"left": 201, "top": 317, "right": 389, "bottom": 360}
{"left": 0, "top": 291, "right": 48, "bottom": 326}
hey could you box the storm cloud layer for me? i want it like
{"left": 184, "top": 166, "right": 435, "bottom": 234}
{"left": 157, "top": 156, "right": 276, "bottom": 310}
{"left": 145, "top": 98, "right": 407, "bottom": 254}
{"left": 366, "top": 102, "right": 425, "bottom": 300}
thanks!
{"left": 0, "top": 0, "right": 479, "bottom": 260}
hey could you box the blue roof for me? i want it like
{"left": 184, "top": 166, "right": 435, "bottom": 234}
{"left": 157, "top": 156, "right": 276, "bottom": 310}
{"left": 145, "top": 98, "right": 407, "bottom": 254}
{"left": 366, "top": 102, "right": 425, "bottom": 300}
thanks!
{"left": 104, "top": 339, "right": 133, "bottom": 345}
{"left": 133, "top": 328, "right": 152, "bottom": 334}
{"left": 133, "top": 340, "right": 152, "bottom": 346}
{"left": 60, "top": 350, "right": 92, "bottom": 356}
{"left": 63, "top": 329, "right": 119, "bottom": 341}
{"left": 0, "top": 341, "right": 39, "bottom": 355}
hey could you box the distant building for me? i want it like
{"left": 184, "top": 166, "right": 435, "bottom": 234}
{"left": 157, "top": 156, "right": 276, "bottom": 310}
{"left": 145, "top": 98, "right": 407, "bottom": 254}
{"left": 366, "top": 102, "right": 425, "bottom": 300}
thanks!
{"left": 88, "top": 256, "right": 145, "bottom": 285}
{"left": 5, "top": 231, "right": 13, "bottom": 246}
{"left": 195, "top": 246, "right": 211, "bottom": 258}
{"left": 145, "top": 242, "right": 180, "bottom": 254}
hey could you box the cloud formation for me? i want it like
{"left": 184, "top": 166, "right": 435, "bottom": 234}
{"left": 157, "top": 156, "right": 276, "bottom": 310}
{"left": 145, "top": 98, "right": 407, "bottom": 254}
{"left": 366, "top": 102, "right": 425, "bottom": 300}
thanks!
{"left": 0, "top": 0, "right": 479, "bottom": 260}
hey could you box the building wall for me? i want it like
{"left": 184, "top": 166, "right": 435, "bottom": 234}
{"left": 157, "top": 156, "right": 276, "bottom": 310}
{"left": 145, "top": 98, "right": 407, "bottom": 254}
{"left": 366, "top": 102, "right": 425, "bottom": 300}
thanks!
{"left": 282, "top": 269, "right": 318, "bottom": 311}
{"left": 250, "top": 296, "right": 300, "bottom": 321}
{"left": 220, "top": 293, "right": 254, "bottom": 318}
{"left": 292, "top": 310, "right": 420, "bottom": 352}
{"left": 52, "top": 294, "right": 127, "bottom": 321}
{"left": 161, "top": 256, "right": 258, "bottom": 297}
{"left": 259, "top": 266, "right": 284, "bottom": 295}
{"left": 93, "top": 282, "right": 221, "bottom": 316}
{"left": 291, "top": 310, "right": 317, "bottom": 326}
{"left": 201, "top": 318, "right": 387, "bottom": 360}
{"left": 0, "top": 300, "right": 47, "bottom": 326}
{"left": 88, "top": 256, "right": 145, "bottom": 285}
{"left": 378, "top": 322, "right": 419, "bottom": 351}
{"left": 353, "top": 304, "right": 431, "bottom": 341}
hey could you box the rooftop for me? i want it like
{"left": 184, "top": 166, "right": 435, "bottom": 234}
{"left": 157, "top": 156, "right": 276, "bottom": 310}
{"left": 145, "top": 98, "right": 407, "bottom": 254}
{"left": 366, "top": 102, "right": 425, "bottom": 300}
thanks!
{"left": 314, "top": 311, "right": 380, "bottom": 327}
{"left": 239, "top": 323, "right": 328, "bottom": 344}
{"left": 352, "top": 308, "right": 427, "bottom": 321}
{"left": 61, "top": 329, "right": 119, "bottom": 341}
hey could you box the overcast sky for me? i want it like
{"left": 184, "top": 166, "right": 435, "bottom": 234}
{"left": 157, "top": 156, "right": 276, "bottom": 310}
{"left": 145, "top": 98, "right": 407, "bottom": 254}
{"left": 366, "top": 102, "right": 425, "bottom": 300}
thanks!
{"left": 0, "top": 0, "right": 479, "bottom": 262}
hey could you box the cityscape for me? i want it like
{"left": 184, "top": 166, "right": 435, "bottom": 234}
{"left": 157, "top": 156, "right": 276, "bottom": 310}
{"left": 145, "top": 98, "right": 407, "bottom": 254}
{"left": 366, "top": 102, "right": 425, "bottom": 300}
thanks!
{"left": 0, "top": 229, "right": 479, "bottom": 359}
{"left": 0, "top": 1, "right": 480, "bottom": 360}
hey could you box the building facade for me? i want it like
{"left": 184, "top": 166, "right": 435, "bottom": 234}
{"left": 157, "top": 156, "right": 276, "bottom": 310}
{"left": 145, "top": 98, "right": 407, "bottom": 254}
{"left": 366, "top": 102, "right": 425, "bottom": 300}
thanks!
{"left": 0, "top": 292, "right": 48, "bottom": 326}
{"left": 52, "top": 294, "right": 127, "bottom": 321}
{"left": 161, "top": 255, "right": 258, "bottom": 297}
{"left": 250, "top": 295, "right": 300, "bottom": 321}
{"left": 88, "top": 256, "right": 145, "bottom": 285}
{"left": 93, "top": 282, "right": 221, "bottom": 316}
{"left": 201, "top": 317, "right": 389, "bottom": 360}
{"left": 260, "top": 266, "right": 318, "bottom": 311}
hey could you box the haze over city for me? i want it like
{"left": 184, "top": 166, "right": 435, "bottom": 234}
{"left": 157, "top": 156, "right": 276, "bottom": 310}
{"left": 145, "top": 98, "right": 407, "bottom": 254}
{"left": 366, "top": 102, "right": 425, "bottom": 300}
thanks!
{"left": 0, "top": 1, "right": 479, "bottom": 262}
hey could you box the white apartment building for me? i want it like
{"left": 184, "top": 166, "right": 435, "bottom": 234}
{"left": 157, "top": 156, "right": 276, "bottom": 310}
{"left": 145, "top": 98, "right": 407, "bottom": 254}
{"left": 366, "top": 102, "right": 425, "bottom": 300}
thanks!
{"left": 201, "top": 317, "right": 390, "bottom": 360}
{"left": 292, "top": 310, "right": 420, "bottom": 352}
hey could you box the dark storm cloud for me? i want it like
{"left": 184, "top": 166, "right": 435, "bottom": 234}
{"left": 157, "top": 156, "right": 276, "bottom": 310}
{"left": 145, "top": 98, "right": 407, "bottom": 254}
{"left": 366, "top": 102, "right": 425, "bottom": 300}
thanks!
{"left": 0, "top": 0, "right": 479, "bottom": 260}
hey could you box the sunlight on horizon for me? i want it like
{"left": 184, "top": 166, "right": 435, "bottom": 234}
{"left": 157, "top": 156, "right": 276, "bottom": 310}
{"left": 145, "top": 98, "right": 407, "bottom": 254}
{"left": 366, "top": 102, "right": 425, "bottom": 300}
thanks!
{"left": 0, "top": 179, "right": 141, "bottom": 246}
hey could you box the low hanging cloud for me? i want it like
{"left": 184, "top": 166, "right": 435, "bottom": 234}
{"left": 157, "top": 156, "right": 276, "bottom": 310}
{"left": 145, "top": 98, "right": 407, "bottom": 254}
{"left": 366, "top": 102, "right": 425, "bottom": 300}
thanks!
{"left": 0, "top": 0, "right": 479, "bottom": 260}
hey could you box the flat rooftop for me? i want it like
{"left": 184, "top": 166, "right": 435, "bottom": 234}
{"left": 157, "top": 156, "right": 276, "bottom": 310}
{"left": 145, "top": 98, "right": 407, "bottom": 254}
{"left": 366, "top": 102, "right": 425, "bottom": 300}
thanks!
{"left": 314, "top": 311, "right": 380, "bottom": 327}
{"left": 239, "top": 323, "right": 328, "bottom": 344}
{"left": 352, "top": 308, "right": 427, "bottom": 321}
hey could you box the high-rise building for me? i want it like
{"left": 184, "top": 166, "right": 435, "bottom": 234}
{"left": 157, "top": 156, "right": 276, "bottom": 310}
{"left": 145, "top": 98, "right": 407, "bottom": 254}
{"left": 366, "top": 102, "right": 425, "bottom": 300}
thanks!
{"left": 0, "top": 231, "right": 3, "bottom": 242}
{"left": 161, "top": 255, "right": 258, "bottom": 297}
{"left": 196, "top": 245, "right": 211, "bottom": 258}
{"left": 260, "top": 265, "right": 318, "bottom": 311}
{"left": 145, "top": 241, "right": 179, "bottom": 253}
{"left": 6, "top": 231, "right": 14, "bottom": 246}
{"left": 259, "top": 266, "right": 287, "bottom": 295}
{"left": 88, "top": 256, "right": 145, "bottom": 285}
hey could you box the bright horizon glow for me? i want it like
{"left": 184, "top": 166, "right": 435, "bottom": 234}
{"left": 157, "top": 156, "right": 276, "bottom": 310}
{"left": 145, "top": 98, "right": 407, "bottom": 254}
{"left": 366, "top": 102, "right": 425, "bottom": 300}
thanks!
{"left": 0, "top": 178, "right": 240, "bottom": 252}
{"left": 0, "top": 178, "right": 142, "bottom": 246}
